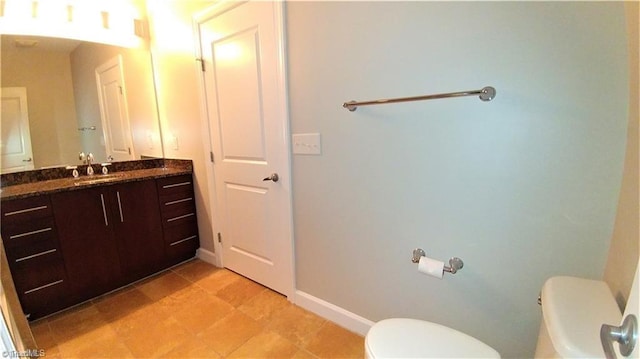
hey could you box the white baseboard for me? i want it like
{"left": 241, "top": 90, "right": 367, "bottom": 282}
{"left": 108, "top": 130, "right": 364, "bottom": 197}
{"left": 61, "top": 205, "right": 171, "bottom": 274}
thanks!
{"left": 293, "top": 290, "right": 375, "bottom": 336}
{"left": 196, "top": 248, "right": 218, "bottom": 266}
{"left": 195, "top": 251, "right": 373, "bottom": 336}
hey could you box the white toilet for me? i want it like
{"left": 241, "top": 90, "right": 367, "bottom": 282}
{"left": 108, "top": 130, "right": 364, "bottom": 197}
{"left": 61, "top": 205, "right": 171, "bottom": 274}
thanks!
{"left": 534, "top": 276, "right": 622, "bottom": 358}
{"left": 365, "top": 275, "right": 623, "bottom": 358}
{"left": 365, "top": 318, "right": 500, "bottom": 358}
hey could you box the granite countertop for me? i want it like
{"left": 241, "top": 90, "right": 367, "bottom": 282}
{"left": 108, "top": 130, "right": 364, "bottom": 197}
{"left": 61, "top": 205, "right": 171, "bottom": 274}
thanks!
{"left": 1, "top": 166, "right": 192, "bottom": 201}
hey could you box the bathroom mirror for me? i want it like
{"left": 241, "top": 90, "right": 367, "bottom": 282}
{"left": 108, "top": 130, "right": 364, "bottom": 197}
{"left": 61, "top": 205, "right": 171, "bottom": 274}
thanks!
{"left": 0, "top": 34, "right": 163, "bottom": 174}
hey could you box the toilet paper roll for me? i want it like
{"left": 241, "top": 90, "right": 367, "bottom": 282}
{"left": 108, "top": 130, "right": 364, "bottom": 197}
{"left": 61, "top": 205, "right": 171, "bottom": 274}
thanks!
{"left": 418, "top": 256, "right": 444, "bottom": 279}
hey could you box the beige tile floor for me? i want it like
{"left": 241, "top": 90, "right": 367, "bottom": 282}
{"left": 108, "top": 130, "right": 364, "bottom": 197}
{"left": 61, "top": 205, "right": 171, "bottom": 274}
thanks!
{"left": 30, "top": 259, "right": 364, "bottom": 359}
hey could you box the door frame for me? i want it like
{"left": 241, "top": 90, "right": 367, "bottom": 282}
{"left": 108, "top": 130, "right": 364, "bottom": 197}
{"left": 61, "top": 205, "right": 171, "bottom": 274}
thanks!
{"left": 193, "top": 0, "right": 296, "bottom": 299}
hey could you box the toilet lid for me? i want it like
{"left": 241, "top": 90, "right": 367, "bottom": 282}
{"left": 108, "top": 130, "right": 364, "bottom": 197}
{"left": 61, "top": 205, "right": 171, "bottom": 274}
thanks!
{"left": 365, "top": 318, "right": 500, "bottom": 358}
{"left": 541, "top": 276, "right": 622, "bottom": 358}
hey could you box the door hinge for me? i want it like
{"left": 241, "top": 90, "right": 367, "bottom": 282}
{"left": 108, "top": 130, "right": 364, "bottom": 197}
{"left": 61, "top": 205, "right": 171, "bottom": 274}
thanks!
{"left": 128, "top": 147, "right": 131, "bottom": 155}
{"left": 210, "top": 151, "right": 214, "bottom": 163}
{"left": 217, "top": 232, "right": 222, "bottom": 243}
{"left": 196, "top": 58, "right": 205, "bottom": 72}
{"left": 119, "top": 86, "right": 123, "bottom": 94}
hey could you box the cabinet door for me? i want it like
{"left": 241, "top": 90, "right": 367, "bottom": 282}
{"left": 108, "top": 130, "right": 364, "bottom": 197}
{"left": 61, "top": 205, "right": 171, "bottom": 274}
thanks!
{"left": 51, "top": 187, "right": 122, "bottom": 302}
{"left": 111, "top": 179, "right": 164, "bottom": 282}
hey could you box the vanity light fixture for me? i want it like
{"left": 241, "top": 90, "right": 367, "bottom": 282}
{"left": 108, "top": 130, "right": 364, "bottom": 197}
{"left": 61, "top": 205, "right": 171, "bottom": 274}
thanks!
{"left": 0, "top": 0, "right": 147, "bottom": 48}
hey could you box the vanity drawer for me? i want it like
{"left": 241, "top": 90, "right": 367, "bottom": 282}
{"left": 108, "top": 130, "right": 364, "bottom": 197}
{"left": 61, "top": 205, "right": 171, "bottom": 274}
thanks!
{"left": 19, "top": 277, "right": 68, "bottom": 320}
{"left": 160, "top": 187, "right": 195, "bottom": 207}
{"left": 1, "top": 196, "right": 53, "bottom": 225}
{"left": 160, "top": 190, "right": 195, "bottom": 209}
{"left": 160, "top": 198, "right": 197, "bottom": 225}
{"left": 157, "top": 175, "right": 194, "bottom": 197}
{"left": 162, "top": 210, "right": 197, "bottom": 228}
{"left": 164, "top": 220, "right": 199, "bottom": 265}
{"left": 4, "top": 238, "right": 59, "bottom": 264}
{"left": 1, "top": 217, "right": 58, "bottom": 251}
{"left": 164, "top": 219, "right": 199, "bottom": 246}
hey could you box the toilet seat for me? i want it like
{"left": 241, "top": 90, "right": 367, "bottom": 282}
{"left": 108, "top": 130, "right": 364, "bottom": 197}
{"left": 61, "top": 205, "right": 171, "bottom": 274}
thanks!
{"left": 365, "top": 318, "right": 500, "bottom": 358}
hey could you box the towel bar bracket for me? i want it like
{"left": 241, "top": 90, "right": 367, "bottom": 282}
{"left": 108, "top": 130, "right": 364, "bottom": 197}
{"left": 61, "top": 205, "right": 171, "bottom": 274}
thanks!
{"left": 478, "top": 86, "right": 496, "bottom": 102}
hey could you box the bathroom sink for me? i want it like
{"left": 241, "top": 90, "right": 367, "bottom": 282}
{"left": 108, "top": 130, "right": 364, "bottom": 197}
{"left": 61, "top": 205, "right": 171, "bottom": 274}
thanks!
{"left": 73, "top": 174, "right": 123, "bottom": 186}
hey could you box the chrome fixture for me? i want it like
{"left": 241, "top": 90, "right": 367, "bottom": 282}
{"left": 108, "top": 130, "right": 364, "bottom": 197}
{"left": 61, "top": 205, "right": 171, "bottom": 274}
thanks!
{"left": 86, "top": 153, "right": 94, "bottom": 175}
{"left": 343, "top": 86, "right": 496, "bottom": 112}
{"left": 601, "top": 314, "right": 637, "bottom": 359}
{"left": 411, "top": 248, "right": 464, "bottom": 274}
{"left": 263, "top": 173, "right": 279, "bottom": 182}
{"left": 66, "top": 165, "right": 79, "bottom": 178}
{"left": 100, "top": 163, "right": 111, "bottom": 175}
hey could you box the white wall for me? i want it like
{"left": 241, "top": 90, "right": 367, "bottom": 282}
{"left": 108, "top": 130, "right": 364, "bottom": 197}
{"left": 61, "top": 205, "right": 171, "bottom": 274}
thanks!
{"left": 286, "top": 2, "right": 628, "bottom": 358}
{"left": 146, "top": 0, "right": 217, "bottom": 254}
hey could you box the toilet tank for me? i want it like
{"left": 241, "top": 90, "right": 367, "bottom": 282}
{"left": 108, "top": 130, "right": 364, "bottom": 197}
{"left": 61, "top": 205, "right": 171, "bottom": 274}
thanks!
{"left": 534, "top": 276, "right": 622, "bottom": 358}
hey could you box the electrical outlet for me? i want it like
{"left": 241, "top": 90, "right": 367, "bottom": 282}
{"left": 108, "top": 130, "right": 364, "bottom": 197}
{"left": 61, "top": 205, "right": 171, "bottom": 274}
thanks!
{"left": 292, "top": 133, "right": 321, "bottom": 155}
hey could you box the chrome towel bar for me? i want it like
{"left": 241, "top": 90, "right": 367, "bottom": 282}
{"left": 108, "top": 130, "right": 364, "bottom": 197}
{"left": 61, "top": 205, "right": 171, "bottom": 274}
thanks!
{"left": 343, "top": 86, "right": 496, "bottom": 112}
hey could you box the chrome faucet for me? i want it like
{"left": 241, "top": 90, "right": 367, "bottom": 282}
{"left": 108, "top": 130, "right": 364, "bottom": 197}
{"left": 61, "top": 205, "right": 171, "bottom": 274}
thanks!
{"left": 86, "top": 153, "right": 95, "bottom": 175}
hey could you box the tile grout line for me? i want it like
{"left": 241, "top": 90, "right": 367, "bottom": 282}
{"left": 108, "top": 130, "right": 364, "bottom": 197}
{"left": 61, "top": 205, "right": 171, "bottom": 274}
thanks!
{"left": 29, "top": 259, "right": 364, "bottom": 358}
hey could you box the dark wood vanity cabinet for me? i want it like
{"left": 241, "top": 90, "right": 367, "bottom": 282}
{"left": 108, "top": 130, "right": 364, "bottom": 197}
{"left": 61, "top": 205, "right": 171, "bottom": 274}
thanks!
{"left": 157, "top": 174, "right": 200, "bottom": 266}
{"left": 0, "top": 196, "right": 69, "bottom": 319}
{"left": 1, "top": 173, "right": 199, "bottom": 320}
{"left": 50, "top": 178, "right": 165, "bottom": 303}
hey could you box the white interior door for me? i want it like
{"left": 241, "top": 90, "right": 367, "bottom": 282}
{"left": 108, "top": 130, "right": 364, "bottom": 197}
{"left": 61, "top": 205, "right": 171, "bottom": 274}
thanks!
{"left": 197, "top": 1, "right": 294, "bottom": 297}
{"left": 1, "top": 87, "right": 34, "bottom": 173}
{"left": 96, "top": 56, "right": 135, "bottom": 162}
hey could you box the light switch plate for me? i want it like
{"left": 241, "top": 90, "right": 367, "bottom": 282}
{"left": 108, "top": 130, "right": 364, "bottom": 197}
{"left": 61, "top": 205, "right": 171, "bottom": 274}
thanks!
{"left": 292, "top": 133, "right": 321, "bottom": 155}
{"left": 170, "top": 135, "right": 179, "bottom": 150}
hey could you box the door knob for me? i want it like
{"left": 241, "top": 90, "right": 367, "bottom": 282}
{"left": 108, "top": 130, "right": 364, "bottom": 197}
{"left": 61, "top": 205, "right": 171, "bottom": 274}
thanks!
{"left": 263, "top": 173, "right": 279, "bottom": 182}
{"left": 601, "top": 314, "right": 637, "bottom": 358}
{"left": 22, "top": 158, "right": 32, "bottom": 162}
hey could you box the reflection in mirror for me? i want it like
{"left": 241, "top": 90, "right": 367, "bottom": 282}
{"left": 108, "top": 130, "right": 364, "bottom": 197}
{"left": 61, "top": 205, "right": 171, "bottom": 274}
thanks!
{"left": 1, "top": 35, "right": 163, "bottom": 173}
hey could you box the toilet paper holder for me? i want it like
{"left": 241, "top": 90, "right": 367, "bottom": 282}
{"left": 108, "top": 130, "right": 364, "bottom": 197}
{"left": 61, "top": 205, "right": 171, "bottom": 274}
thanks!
{"left": 411, "top": 248, "right": 464, "bottom": 274}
